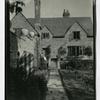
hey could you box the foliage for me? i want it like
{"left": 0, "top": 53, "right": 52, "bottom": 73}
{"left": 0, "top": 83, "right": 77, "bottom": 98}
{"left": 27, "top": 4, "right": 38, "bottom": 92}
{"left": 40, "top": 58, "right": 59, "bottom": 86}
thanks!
{"left": 44, "top": 45, "right": 51, "bottom": 60}
{"left": 58, "top": 46, "right": 66, "bottom": 58}
{"left": 67, "top": 59, "right": 81, "bottom": 70}
{"left": 60, "top": 61, "right": 67, "bottom": 69}
{"left": 67, "top": 60, "right": 93, "bottom": 71}
{"left": 39, "top": 56, "right": 48, "bottom": 70}
{"left": 84, "top": 46, "right": 92, "bottom": 57}
{"left": 9, "top": 0, "right": 25, "bottom": 14}
{"left": 60, "top": 58, "right": 93, "bottom": 71}
{"left": 9, "top": 66, "right": 48, "bottom": 100}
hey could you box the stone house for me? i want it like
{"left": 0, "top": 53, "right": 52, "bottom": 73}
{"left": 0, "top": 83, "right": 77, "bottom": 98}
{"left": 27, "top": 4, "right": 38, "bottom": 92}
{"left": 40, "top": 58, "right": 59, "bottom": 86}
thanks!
{"left": 11, "top": 12, "right": 93, "bottom": 68}
{"left": 31, "top": 0, "right": 93, "bottom": 64}
{"left": 10, "top": 13, "right": 40, "bottom": 71}
{"left": 28, "top": 17, "right": 93, "bottom": 67}
{"left": 29, "top": 18, "right": 93, "bottom": 60}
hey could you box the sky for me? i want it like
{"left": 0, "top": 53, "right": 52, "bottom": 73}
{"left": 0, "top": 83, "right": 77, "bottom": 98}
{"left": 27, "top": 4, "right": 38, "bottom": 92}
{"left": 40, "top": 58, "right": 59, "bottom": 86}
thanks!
{"left": 10, "top": 0, "right": 93, "bottom": 19}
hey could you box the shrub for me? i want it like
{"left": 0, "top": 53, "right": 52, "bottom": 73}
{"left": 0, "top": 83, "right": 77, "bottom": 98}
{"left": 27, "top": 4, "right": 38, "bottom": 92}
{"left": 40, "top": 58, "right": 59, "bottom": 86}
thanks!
{"left": 60, "top": 61, "right": 67, "bottom": 69}
{"left": 84, "top": 46, "right": 92, "bottom": 57}
{"left": 66, "top": 59, "right": 93, "bottom": 71}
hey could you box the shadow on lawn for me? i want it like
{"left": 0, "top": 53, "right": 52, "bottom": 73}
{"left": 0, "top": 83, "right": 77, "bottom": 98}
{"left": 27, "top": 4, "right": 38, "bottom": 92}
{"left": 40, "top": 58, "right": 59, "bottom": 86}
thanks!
{"left": 58, "top": 70, "right": 95, "bottom": 100}
{"left": 7, "top": 68, "right": 48, "bottom": 100}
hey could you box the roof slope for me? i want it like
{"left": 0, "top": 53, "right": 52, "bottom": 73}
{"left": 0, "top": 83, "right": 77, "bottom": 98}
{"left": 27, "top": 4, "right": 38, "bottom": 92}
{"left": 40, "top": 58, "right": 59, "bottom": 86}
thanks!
{"left": 11, "top": 13, "right": 36, "bottom": 32}
{"left": 28, "top": 17, "right": 93, "bottom": 37}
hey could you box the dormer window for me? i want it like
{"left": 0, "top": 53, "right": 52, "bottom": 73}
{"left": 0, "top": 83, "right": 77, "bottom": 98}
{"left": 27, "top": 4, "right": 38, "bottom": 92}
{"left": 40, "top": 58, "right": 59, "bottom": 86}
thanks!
{"left": 73, "top": 31, "right": 80, "bottom": 39}
{"left": 41, "top": 33, "right": 50, "bottom": 39}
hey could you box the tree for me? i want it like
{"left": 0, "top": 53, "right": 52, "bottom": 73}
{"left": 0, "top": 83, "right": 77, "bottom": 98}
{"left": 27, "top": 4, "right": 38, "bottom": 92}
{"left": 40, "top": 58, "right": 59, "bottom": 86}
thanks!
{"left": 58, "top": 46, "right": 66, "bottom": 58}
{"left": 9, "top": 0, "right": 25, "bottom": 15}
{"left": 44, "top": 45, "right": 51, "bottom": 61}
{"left": 57, "top": 47, "right": 66, "bottom": 69}
{"left": 42, "top": 45, "right": 51, "bottom": 68}
{"left": 84, "top": 46, "right": 92, "bottom": 57}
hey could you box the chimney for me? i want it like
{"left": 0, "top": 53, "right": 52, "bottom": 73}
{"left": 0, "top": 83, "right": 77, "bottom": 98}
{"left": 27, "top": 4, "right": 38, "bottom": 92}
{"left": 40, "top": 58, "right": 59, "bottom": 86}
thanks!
{"left": 34, "top": 0, "right": 41, "bottom": 19}
{"left": 63, "top": 9, "right": 70, "bottom": 18}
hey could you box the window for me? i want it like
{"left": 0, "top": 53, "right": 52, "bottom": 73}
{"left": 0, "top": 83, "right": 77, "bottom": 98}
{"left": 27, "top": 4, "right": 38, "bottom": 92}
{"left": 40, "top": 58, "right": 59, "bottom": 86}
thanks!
{"left": 73, "top": 31, "right": 80, "bottom": 39}
{"left": 45, "top": 33, "right": 49, "bottom": 38}
{"left": 41, "top": 33, "right": 50, "bottom": 39}
{"left": 68, "top": 46, "right": 83, "bottom": 56}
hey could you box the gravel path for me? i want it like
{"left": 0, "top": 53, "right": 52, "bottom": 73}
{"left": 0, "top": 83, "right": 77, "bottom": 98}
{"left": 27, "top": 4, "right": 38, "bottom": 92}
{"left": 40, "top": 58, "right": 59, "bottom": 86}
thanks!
{"left": 46, "top": 68, "right": 69, "bottom": 100}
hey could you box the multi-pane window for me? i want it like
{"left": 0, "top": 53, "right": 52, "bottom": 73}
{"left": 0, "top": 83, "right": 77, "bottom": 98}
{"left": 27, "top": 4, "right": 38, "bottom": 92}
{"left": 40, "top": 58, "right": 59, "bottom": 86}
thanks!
{"left": 73, "top": 31, "right": 80, "bottom": 39}
{"left": 68, "top": 46, "right": 83, "bottom": 56}
{"left": 41, "top": 33, "right": 50, "bottom": 39}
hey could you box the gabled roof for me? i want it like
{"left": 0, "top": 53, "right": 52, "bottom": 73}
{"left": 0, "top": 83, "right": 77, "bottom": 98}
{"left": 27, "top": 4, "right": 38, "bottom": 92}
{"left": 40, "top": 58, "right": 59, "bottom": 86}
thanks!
{"left": 28, "top": 17, "right": 93, "bottom": 37}
{"left": 11, "top": 12, "right": 36, "bottom": 33}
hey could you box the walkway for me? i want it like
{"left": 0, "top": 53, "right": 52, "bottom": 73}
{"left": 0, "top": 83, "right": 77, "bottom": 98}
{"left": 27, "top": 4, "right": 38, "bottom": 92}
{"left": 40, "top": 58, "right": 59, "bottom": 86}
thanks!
{"left": 46, "top": 67, "right": 69, "bottom": 100}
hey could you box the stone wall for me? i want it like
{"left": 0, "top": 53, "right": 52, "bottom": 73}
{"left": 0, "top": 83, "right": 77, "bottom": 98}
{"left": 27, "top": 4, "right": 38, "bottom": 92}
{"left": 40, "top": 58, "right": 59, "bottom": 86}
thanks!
{"left": 10, "top": 28, "right": 40, "bottom": 69}
{"left": 16, "top": 29, "right": 39, "bottom": 69}
{"left": 64, "top": 22, "right": 93, "bottom": 59}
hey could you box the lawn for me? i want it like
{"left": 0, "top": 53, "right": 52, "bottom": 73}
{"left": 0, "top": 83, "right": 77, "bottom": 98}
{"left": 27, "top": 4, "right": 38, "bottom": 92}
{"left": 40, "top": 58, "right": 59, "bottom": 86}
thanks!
{"left": 59, "top": 69, "right": 95, "bottom": 100}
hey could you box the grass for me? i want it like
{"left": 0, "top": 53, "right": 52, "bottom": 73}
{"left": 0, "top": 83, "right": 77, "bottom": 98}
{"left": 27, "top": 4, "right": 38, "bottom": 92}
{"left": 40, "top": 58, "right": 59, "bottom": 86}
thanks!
{"left": 59, "top": 69, "right": 95, "bottom": 100}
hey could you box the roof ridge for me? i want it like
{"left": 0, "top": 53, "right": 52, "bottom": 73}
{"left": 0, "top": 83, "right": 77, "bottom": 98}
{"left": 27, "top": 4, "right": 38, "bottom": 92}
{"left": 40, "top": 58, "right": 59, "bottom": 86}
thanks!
{"left": 27, "top": 17, "right": 93, "bottom": 37}
{"left": 27, "top": 17, "right": 91, "bottom": 19}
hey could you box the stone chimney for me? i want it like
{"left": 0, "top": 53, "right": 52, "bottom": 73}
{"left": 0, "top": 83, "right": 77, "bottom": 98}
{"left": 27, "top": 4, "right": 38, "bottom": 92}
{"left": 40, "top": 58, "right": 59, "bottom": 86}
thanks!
{"left": 63, "top": 9, "right": 70, "bottom": 18}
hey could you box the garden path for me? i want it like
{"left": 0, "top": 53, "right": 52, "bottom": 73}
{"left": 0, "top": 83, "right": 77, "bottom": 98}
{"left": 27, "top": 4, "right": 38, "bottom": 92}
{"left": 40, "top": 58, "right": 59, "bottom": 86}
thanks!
{"left": 46, "top": 63, "right": 69, "bottom": 100}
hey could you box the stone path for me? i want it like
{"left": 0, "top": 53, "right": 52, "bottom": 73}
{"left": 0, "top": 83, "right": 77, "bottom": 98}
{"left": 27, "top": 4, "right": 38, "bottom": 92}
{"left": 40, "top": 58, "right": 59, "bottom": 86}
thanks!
{"left": 46, "top": 67, "right": 69, "bottom": 100}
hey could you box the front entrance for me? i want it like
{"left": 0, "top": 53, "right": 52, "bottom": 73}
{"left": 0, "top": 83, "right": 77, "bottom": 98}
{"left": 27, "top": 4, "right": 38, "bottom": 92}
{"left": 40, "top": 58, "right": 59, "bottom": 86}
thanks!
{"left": 50, "top": 58, "right": 57, "bottom": 69}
